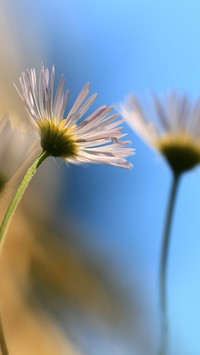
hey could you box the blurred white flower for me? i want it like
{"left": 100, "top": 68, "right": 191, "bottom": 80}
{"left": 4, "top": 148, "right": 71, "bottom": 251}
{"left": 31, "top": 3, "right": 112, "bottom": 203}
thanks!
{"left": 0, "top": 116, "right": 33, "bottom": 192}
{"left": 15, "top": 65, "right": 134, "bottom": 169}
{"left": 121, "top": 93, "right": 200, "bottom": 174}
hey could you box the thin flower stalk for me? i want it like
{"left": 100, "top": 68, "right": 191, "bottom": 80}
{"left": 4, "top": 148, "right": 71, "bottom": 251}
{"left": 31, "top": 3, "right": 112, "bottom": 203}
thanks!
{"left": 159, "top": 173, "right": 180, "bottom": 355}
{"left": 0, "top": 151, "right": 48, "bottom": 247}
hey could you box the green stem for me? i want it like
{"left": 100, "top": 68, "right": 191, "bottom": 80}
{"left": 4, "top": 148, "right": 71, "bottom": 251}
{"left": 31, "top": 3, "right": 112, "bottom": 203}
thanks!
{"left": 159, "top": 173, "right": 180, "bottom": 355}
{"left": 0, "top": 151, "right": 49, "bottom": 247}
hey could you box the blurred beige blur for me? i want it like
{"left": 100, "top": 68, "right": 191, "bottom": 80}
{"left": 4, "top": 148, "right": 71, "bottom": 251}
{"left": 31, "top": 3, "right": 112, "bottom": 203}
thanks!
{"left": 0, "top": 204, "right": 82, "bottom": 355}
{"left": 0, "top": 0, "right": 47, "bottom": 125}
{"left": 0, "top": 167, "right": 135, "bottom": 355}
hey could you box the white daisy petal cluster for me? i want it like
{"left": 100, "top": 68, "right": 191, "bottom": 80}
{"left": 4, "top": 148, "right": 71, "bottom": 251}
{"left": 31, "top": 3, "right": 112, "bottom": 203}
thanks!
{"left": 0, "top": 116, "right": 32, "bottom": 190}
{"left": 121, "top": 93, "right": 200, "bottom": 174}
{"left": 16, "top": 65, "right": 133, "bottom": 169}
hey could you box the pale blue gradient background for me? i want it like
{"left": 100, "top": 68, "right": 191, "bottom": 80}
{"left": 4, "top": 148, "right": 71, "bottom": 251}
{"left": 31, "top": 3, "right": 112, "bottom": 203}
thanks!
{"left": 6, "top": 0, "right": 200, "bottom": 354}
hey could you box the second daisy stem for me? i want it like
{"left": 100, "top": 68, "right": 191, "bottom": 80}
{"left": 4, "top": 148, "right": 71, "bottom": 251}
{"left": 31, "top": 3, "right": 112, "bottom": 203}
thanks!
{"left": 0, "top": 151, "right": 49, "bottom": 247}
{"left": 159, "top": 173, "right": 180, "bottom": 355}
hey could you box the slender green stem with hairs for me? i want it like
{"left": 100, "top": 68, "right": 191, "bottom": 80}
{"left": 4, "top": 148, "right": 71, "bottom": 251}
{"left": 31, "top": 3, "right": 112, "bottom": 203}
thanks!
{"left": 0, "top": 151, "right": 49, "bottom": 247}
{"left": 159, "top": 173, "right": 180, "bottom": 355}
{"left": 0, "top": 151, "right": 48, "bottom": 355}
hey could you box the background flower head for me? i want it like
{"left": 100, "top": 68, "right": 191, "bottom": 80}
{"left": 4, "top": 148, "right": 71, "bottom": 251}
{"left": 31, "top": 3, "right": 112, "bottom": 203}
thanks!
{"left": 121, "top": 93, "right": 200, "bottom": 175}
{"left": 0, "top": 116, "right": 35, "bottom": 193}
{"left": 16, "top": 65, "right": 134, "bottom": 169}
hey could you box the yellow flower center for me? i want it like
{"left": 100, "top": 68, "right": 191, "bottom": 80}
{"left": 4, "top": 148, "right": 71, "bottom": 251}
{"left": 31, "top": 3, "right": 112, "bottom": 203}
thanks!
{"left": 157, "top": 133, "right": 200, "bottom": 174}
{"left": 37, "top": 119, "right": 78, "bottom": 158}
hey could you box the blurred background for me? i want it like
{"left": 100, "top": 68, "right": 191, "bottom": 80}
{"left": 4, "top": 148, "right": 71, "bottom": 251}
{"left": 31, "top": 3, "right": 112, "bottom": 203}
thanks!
{"left": 1, "top": 0, "right": 200, "bottom": 354}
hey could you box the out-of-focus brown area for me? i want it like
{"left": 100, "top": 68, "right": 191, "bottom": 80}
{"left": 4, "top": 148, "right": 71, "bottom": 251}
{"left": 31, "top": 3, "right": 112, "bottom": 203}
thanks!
{"left": 0, "top": 178, "right": 136, "bottom": 355}
{"left": 0, "top": 202, "right": 82, "bottom": 355}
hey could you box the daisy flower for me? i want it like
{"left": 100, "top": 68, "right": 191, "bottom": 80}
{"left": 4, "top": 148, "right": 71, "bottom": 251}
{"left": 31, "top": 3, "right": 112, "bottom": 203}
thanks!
{"left": 0, "top": 116, "right": 32, "bottom": 193}
{"left": 15, "top": 65, "right": 133, "bottom": 169}
{"left": 121, "top": 93, "right": 200, "bottom": 175}
{"left": 122, "top": 92, "right": 200, "bottom": 355}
